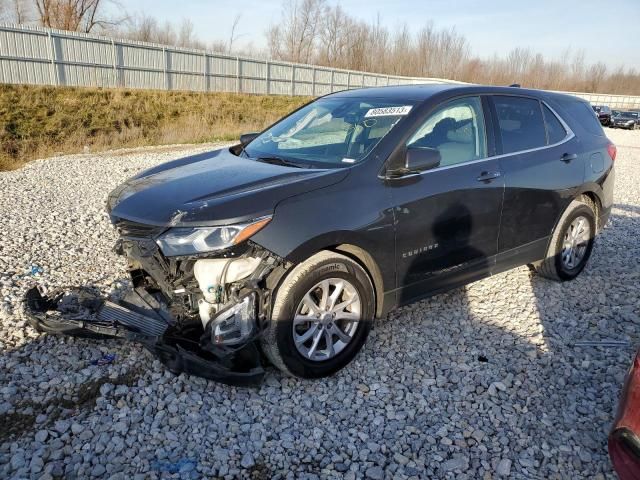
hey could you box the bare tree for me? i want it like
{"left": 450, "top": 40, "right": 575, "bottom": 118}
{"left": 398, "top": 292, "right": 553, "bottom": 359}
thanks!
{"left": 264, "top": 0, "right": 640, "bottom": 94}
{"left": 0, "top": 0, "right": 33, "bottom": 23}
{"left": 34, "top": 0, "right": 124, "bottom": 32}
{"left": 268, "top": 0, "right": 325, "bottom": 63}
{"left": 227, "top": 13, "right": 243, "bottom": 54}
{"left": 586, "top": 62, "right": 607, "bottom": 93}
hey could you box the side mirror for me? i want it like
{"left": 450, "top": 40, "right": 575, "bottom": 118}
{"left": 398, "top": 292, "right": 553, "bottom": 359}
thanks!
{"left": 239, "top": 132, "right": 260, "bottom": 146}
{"left": 387, "top": 147, "right": 441, "bottom": 178}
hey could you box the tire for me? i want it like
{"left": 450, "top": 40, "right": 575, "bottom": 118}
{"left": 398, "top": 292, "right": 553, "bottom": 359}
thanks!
{"left": 532, "top": 197, "right": 597, "bottom": 281}
{"left": 261, "top": 251, "right": 374, "bottom": 379}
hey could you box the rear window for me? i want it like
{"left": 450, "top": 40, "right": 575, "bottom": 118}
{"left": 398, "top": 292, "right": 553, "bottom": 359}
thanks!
{"left": 542, "top": 104, "right": 568, "bottom": 144}
{"left": 559, "top": 99, "right": 605, "bottom": 136}
{"left": 494, "top": 96, "right": 546, "bottom": 154}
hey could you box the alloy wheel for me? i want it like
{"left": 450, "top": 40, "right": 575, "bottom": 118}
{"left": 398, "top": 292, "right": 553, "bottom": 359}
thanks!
{"left": 561, "top": 215, "right": 591, "bottom": 269}
{"left": 293, "top": 278, "right": 361, "bottom": 361}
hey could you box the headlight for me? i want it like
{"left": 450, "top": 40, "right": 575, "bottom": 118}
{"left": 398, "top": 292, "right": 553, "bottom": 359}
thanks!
{"left": 156, "top": 216, "right": 271, "bottom": 256}
{"left": 209, "top": 293, "right": 256, "bottom": 346}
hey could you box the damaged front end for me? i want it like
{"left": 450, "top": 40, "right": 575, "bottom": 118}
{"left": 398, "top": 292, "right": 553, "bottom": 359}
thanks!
{"left": 23, "top": 216, "right": 286, "bottom": 387}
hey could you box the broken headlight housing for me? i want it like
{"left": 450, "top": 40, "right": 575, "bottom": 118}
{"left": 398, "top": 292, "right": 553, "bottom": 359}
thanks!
{"left": 155, "top": 216, "right": 271, "bottom": 256}
{"left": 209, "top": 293, "right": 257, "bottom": 345}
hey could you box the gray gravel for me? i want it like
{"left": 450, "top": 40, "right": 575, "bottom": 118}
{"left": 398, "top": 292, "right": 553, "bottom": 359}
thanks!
{"left": 1, "top": 130, "right": 639, "bottom": 479}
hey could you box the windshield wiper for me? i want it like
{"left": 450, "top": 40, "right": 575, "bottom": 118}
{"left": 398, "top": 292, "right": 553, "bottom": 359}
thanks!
{"left": 255, "top": 156, "right": 304, "bottom": 168}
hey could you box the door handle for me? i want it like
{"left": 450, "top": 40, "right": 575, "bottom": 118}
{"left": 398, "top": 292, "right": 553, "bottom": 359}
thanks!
{"left": 476, "top": 171, "right": 501, "bottom": 182}
{"left": 561, "top": 153, "right": 578, "bottom": 163}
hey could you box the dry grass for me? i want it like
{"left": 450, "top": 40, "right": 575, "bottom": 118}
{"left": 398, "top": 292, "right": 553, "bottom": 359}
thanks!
{"left": 0, "top": 85, "right": 310, "bottom": 170}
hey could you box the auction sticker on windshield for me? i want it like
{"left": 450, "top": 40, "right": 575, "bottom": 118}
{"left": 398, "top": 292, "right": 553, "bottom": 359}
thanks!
{"left": 364, "top": 106, "right": 413, "bottom": 117}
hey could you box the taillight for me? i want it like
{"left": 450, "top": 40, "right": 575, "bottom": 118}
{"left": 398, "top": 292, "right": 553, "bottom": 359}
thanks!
{"left": 608, "top": 143, "right": 617, "bottom": 161}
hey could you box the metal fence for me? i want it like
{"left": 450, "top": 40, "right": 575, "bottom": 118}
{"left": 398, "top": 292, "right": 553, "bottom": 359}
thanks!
{"left": 1, "top": 24, "right": 639, "bottom": 109}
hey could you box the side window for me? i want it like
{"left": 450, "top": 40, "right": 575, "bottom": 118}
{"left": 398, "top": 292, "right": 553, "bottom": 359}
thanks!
{"left": 559, "top": 99, "right": 604, "bottom": 136}
{"left": 542, "top": 104, "right": 568, "bottom": 145}
{"left": 407, "top": 96, "right": 487, "bottom": 167}
{"left": 494, "top": 96, "right": 546, "bottom": 154}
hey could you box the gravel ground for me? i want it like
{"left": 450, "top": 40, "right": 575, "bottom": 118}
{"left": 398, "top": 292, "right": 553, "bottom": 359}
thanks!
{"left": 0, "top": 130, "right": 639, "bottom": 479}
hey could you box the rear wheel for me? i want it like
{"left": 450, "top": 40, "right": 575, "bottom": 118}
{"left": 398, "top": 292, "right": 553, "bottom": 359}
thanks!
{"left": 261, "top": 251, "right": 374, "bottom": 378}
{"left": 531, "top": 197, "right": 596, "bottom": 281}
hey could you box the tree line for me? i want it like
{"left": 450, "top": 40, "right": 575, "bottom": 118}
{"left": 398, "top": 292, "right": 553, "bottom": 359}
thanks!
{"left": 1, "top": 0, "right": 639, "bottom": 95}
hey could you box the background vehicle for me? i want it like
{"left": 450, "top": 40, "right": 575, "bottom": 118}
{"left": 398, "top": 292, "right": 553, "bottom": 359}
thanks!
{"left": 612, "top": 111, "right": 639, "bottom": 129}
{"left": 593, "top": 105, "right": 613, "bottom": 126}
{"left": 609, "top": 349, "right": 640, "bottom": 480}
{"left": 26, "top": 85, "right": 616, "bottom": 384}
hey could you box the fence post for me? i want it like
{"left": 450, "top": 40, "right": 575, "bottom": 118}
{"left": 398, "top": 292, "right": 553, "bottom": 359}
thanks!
{"left": 311, "top": 66, "right": 316, "bottom": 96}
{"left": 162, "top": 47, "right": 169, "bottom": 90}
{"left": 236, "top": 57, "right": 241, "bottom": 93}
{"left": 291, "top": 65, "right": 295, "bottom": 96}
{"left": 47, "top": 31, "right": 59, "bottom": 86}
{"left": 110, "top": 39, "right": 118, "bottom": 88}
{"left": 386, "top": 75, "right": 390, "bottom": 86}
{"left": 330, "top": 70, "right": 335, "bottom": 93}
{"left": 347, "top": 71, "right": 351, "bottom": 90}
{"left": 265, "top": 60, "right": 270, "bottom": 95}
{"left": 203, "top": 52, "right": 209, "bottom": 92}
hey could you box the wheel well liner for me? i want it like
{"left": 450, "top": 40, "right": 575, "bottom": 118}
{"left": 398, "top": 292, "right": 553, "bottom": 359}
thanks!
{"left": 579, "top": 191, "right": 601, "bottom": 228}
{"left": 332, "top": 244, "right": 384, "bottom": 318}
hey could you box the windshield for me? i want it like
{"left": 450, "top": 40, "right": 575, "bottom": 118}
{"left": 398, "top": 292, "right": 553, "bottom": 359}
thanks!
{"left": 244, "top": 98, "right": 416, "bottom": 167}
{"left": 619, "top": 112, "right": 637, "bottom": 119}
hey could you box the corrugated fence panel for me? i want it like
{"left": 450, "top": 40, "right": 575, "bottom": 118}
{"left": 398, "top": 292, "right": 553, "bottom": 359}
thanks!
{"left": 315, "top": 69, "right": 331, "bottom": 84}
{"left": 122, "top": 68, "right": 165, "bottom": 90}
{"left": 168, "top": 50, "right": 204, "bottom": 74}
{"left": 0, "top": 58, "right": 52, "bottom": 85}
{"left": 209, "top": 55, "right": 237, "bottom": 76}
{"left": 0, "top": 28, "right": 50, "bottom": 60}
{"left": 269, "top": 63, "right": 292, "bottom": 81}
{"left": 56, "top": 35, "right": 112, "bottom": 65}
{"left": 1, "top": 25, "right": 639, "bottom": 107}
{"left": 120, "top": 44, "right": 163, "bottom": 70}
{"left": 59, "top": 64, "right": 115, "bottom": 88}
{"left": 332, "top": 71, "right": 348, "bottom": 87}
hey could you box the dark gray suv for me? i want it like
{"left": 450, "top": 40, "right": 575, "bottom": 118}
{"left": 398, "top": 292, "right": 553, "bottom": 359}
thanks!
{"left": 26, "top": 85, "right": 616, "bottom": 385}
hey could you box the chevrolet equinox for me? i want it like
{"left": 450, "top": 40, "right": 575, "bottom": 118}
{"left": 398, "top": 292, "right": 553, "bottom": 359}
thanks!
{"left": 25, "top": 85, "right": 615, "bottom": 385}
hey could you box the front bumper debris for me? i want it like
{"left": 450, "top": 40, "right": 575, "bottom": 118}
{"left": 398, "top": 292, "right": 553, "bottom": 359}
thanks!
{"left": 23, "top": 285, "right": 265, "bottom": 387}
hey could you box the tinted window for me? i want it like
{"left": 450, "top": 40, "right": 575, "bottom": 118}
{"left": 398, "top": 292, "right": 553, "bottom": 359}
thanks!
{"left": 407, "top": 96, "right": 487, "bottom": 167}
{"left": 494, "top": 96, "right": 546, "bottom": 154}
{"left": 542, "top": 104, "right": 567, "bottom": 144}
{"left": 559, "top": 99, "right": 604, "bottom": 136}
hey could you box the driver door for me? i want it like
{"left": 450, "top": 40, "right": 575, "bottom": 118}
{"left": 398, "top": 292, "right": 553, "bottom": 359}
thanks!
{"left": 388, "top": 96, "right": 504, "bottom": 304}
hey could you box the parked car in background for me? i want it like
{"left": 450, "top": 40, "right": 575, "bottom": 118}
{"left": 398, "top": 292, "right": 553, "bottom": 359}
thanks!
{"left": 609, "top": 349, "right": 640, "bottom": 480}
{"left": 593, "top": 105, "right": 613, "bottom": 126}
{"left": 612, "top": 111, "right": 639, "bottom": 130}
{"left": 25, "top": 85, "right": 616, "bottom": 385}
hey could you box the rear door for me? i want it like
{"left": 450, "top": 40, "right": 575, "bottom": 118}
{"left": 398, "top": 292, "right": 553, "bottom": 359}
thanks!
{"left": 388, "top": 96, "right": 504, "bottom": 304}
{"left": 491, "top": 95, "right": 584, "bottom": 268}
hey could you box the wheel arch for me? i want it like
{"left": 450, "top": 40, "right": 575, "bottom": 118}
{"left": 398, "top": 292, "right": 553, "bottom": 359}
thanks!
{"left": 575, "top": 189, "right": 602, "bottom": 229}
{"left": 332, "top": 244, "right": 385, "bottom": 319}
{"left": 265, "top": 240, "right": 386, "bottom": 319}
{"left": 546, "top": 190, "right": 601, "bottom": 254}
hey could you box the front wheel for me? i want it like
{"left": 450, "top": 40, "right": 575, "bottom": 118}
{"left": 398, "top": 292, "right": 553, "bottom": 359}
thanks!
{"left": 261, "top": 251, "right": 374, "bottom": 379}
{"left": 531, "top": 197, "right": 596, "bottom": 281}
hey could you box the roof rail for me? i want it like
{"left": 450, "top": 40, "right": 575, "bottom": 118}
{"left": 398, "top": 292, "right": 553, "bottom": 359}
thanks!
{"left": 509, "top": 83, "right": 521, "bottom": 88}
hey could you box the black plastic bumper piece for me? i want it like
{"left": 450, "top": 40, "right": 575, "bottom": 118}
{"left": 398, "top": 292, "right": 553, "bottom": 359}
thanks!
{"left": 148, "top": 340, "right": 264, "bottom": 387}
{"left": 22, "top": 286, "right": 265, "bottom": 387}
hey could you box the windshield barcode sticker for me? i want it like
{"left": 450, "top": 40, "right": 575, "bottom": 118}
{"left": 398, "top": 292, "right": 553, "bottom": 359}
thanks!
{"left": 364, "top": 106, "right": 412, "bottom": 117}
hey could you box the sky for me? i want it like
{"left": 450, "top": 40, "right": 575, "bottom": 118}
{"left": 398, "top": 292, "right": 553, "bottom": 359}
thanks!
{"left": 120, "top": 0, "right": 640, "bottom": 70}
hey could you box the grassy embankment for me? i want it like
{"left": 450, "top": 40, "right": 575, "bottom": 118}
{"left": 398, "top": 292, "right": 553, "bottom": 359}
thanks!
{"left": 0, "top": 84, "right": 310, "bottom": 170}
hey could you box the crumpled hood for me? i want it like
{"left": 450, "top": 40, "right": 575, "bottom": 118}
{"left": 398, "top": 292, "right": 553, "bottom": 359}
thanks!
{"left": 108, "top": 148, "right": 349, "bottom": 226}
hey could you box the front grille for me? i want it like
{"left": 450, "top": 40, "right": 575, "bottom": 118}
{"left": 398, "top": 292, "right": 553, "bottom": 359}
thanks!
{"left": 113, "top": 219, "right": 164, "bottom": 238}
